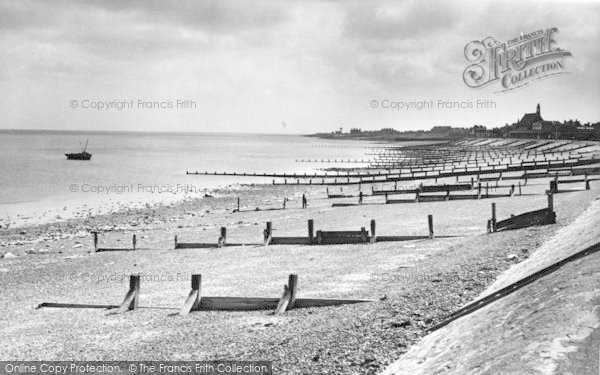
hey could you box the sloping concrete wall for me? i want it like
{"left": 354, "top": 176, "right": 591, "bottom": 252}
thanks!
{"left": 381, "top": 199, "right": 600, "bottom": 375}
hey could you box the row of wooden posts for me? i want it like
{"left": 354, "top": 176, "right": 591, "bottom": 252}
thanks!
{"left": 175, "top": 217, "right": 436, "bottom": 249}
{"left": 189, "top": 156, "right": 599, "bottom": 181}
{"left": 38, "top": 273, "right": 375, "bottom": 315}
{"left": 93, "top": 216, "right": 437, "bottom": 252}
{"left": 267, "top": 161, "right": 600, "bottom": 186}
{"left": 94, "top": 190, "right": 564, "bottom": 252}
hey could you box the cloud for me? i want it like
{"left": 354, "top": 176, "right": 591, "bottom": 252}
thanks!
{"left": 0, "top": 0, "right": 598, "bottom": 133}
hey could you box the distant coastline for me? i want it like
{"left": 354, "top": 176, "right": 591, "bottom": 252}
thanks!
{"left": 305, "top": 132, "right": 455, "bottom": 142}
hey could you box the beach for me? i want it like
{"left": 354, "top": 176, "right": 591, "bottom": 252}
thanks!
{"left": 1, "top": 138, "right": 599, "bottom": 373}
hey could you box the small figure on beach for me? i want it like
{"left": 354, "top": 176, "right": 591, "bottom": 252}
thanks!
{"left": 359, "top": 191, "right": 363, "bottom": 205}
{"left": 302, "top": 194, "right": 307, "bottom": 209}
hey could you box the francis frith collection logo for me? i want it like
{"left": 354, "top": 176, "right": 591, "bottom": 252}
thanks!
{"left": 463, "top": 27, "right": 572, "bottom": 92}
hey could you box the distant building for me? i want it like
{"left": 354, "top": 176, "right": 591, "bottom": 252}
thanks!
{"left": 519, "top": 104, "right": 543, "bottom": 128}
{"left": 508, "top": 104, "right": 557, "bottom": 138}
{"left": 505, "top": 104, "right": 598, "bottom": 139}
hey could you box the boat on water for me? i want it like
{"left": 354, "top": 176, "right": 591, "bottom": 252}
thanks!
{"left": 65, "top": 139, "right": 92, "bottom": 160}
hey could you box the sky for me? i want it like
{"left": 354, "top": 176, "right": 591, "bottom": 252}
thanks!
{"left": 0, "top": 0, "right": 598, "bottom": 134}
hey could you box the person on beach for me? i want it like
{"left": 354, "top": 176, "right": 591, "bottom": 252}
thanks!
{"left": 302, "top": 194, "right": 307, "bottom": 209}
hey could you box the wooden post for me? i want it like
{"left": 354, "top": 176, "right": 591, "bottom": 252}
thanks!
{"left": 174, "top": 235, "right": 178, "bottom": 249}
{"left": 360, "top": 227, "right": 367, "bottom": 244}
{"left": 264, "top": 222, "right": 272, "bottom": 246}
{"left": 219, "top": 227, "right": 227, "bottom": 247}
{"left": 274, "top": 274, "right": 298, "bottom": 315}
{"left": 550, "top": 180, "right": 557, "bottom": 194}
{"left": 308, "top": 220, "right": 314, "bottom": 244}
{"left": 179, "top": 274, "right": 202, "bottom": 316}
{"left": 547, "top": 192, "right": 556, "bottom": 224}
{"left": 326, "top": 187, "right": 329, "bottom": 197}
{"left": 415, "top": 188, "right": 420, "bottom": 203}
{"left": 518, "top": 182, "right": 522, "bottom": 195}
{"left": 370, "top": 220, "right": 376, "bottom": 244}
{"left": 288, "top": 274, "right": 298, "bottom": 309}
{"left": 428, "top": 215, "right": 434, "bottom": 239}
{"left": 585, "top": 174, "right": 590, "bottom": 190}
{"left": 491, "top": 203, "right": 497, "bottom": 232}
{"left": 116, "top": 275, "right": 140, "bottom": 314}
{"left": 486, "top": 183, "right": 489, "bottom": 197}
{"left": 132, "top": 234, "right": 136, "bottom": 250}
{"left": 237, "top": 197, "right": 240, "bottom": 212}
{"left": 92, "top": 232, "right": 98, "bottom": 252}
{"left": 510, "top": 184, "right": 515, "bottom": 197}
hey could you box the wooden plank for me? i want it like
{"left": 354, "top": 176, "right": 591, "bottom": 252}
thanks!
{"left": 495, "top": 208, "right": 554, "bottom": 231}
{"left": 198, "top": 297, "right": 281, "bottom": 311}
{"left": 320, "top": 230, "right": 364, "bottom": 235}
{"left": 194, "top": 296, "right": 375, "bottom": 311}
{"left": 269, "top": 237, "right": 311, "bottom": 245}
{"left": 386, "top": 199, "right": 416, "bottom": 204}
{"left": 448, "top": 194, "right": 479, "bottom": 200}
{"left": 420, "top": 184, "right": 472, "bottom": 193}
{"left": 416, "top": 195, "right": 446, "bottom": 202}
{"left": 376, "top": 235, "right": 430, "bottom": 242}
{"left": 96, "top": 248, "right": 135, "bottom": 252}
{"left": 175, "top": 243, "right": 217, "bottom": 249}
{"left": 316, "top": 230, "right": 370, "bottom": 245}
{"left": 292, "top": 298, "right": 375, "bottom": 308}
{"left": 37, "top": 302, "right": 119, "bottom": 309}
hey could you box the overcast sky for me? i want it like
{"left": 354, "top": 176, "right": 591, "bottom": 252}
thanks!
{"left": 0, "top": 0, "right": 598, "bottom": 133}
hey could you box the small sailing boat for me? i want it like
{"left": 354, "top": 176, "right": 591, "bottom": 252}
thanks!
{"left": 65, "top": 139, "right": 92, "bottom": 160}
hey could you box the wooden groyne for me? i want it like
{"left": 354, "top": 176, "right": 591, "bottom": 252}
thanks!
{"left": 187, "top": 157, "right": 600, "bottom": 185}
{"left": 38, "top": 274, "right": 376, "bottom": 316}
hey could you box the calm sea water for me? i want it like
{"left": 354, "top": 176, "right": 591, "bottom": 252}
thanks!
{"left": 0, "top": 130, "right": 383, "bottom": 227}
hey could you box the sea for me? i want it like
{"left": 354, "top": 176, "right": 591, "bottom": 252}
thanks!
{"left": 0, "top": 130, "right": 388, "bottom": 228}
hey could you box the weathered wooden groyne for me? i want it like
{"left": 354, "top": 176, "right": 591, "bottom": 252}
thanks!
{"left": 187, "top": 139, "right": 600, "bottom": 186}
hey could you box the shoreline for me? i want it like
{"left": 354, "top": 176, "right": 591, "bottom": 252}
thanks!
{"left": 0, "top": 182, "right": 325, "bottom": 256}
